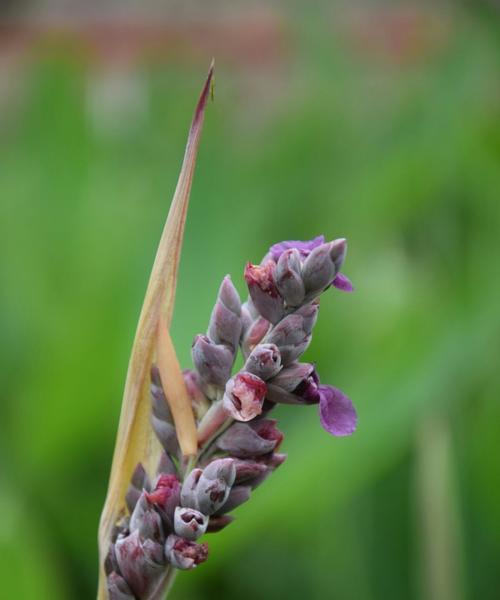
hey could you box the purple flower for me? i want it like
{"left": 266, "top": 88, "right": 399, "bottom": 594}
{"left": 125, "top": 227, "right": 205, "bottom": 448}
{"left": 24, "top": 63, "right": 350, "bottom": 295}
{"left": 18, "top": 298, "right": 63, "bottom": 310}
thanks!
{"left": 332, "top": 273, "right": 354, "bottom": 292}
{"left": 165, "top": 535, "right": 209, "bottom": 570}
{"left": 318, "top": 386, "right": 357, "bottom": 436}
{"left": 269, "top": 235, "right": 325, "bottom": 262}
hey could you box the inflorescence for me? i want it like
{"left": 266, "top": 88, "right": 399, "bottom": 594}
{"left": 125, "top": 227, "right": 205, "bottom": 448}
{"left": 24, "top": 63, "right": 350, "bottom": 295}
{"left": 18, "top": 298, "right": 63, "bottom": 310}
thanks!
{"left": 105, "top": 235, "right": 357, "bottom": 599}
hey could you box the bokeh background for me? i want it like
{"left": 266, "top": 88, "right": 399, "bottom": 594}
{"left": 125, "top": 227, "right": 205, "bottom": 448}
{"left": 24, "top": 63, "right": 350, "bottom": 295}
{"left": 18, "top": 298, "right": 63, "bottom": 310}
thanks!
{"left": 1, "top": 1, "right": 500, "bottom": 598}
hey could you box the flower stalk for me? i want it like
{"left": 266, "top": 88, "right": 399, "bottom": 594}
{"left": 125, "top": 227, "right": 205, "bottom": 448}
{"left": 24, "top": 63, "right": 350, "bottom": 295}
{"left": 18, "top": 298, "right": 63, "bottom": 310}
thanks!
{"left": 100, "top": 64, "right": 358, "bottom": 600}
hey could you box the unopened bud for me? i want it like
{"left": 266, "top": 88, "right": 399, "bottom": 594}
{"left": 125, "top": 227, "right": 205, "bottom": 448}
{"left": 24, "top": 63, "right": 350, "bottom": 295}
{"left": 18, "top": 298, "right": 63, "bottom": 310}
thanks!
{"left": 275, "top": 248, "right": 305, "bottom": 306}
{"left": 241, "top": 315, "right": 271, "bottom": 358}
{"left": 180, "top": 468, "right": 203, "bottom": 509}
{"left": 302, "top": 239, "right": 346, "bottom": 296}
{"left": 244, "top": 343, "right": 282, "bottom": 380}
{"left": 196, "top": 458, "right": 236, "bottom": 515}
{"left": 165, "top": 535, "right": 209, "bottom": 570}
{"left": 214, "top": 485, "right": 251, "bottom": 515}
{"left": 115, "top": 531, "right": 164, "bottom": 598}
{"left": 183, "top": 369, "right": 210, "bottom": 420}
{"left": 269, "top": 362, "right": 314, "bottom": 391}
{"left": 192, "top": 335, "right": 234, "bottom": 386}
{"left": 244, "top": 261, "right": 285, "bottom": 324}
{"left": 174, "top": 507, "right": 208, "bottom": 541}
{"left": 146, "top": 474, "right": 181, "bottom": 528}
{"left": 216, "top": 419, "right": 283, "bottom": 458}
{"left": 207, "top": 514, "right": 235, "bottom": 533}
{"left": 222, "top": 372, "right": 267, "bottom": 421}
{"left": 107, "top": 572, "right": 134, "bottom": 600}
{"left": 207, "top": 276, "right": 242, "bottom": 351}
{"left": 129, "top": 493, "right": 164, "bottom": 543}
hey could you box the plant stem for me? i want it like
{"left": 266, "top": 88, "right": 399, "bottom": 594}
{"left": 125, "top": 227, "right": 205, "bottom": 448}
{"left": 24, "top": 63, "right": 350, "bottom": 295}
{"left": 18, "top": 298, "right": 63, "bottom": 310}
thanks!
{"left": 163, "top": 567, "right": 178, "bottom": 599}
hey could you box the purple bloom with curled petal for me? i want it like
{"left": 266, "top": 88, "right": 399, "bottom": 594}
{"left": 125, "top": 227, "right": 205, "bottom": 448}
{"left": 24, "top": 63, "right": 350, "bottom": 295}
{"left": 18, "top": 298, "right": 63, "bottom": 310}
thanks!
{"left": 332, "top": 272, "right": 354, "bottom": 292}
{"left": 318, "top": 385, "right": 357, "bottom": 436}
{"left": 269, "top": 235, "right": 325, "bottom": 262}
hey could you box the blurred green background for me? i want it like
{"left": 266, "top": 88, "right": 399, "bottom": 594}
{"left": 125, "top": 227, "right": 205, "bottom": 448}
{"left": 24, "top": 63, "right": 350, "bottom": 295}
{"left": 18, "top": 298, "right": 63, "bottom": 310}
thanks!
{"left": 1, "top": 1, "right": 500, "bottom": 599}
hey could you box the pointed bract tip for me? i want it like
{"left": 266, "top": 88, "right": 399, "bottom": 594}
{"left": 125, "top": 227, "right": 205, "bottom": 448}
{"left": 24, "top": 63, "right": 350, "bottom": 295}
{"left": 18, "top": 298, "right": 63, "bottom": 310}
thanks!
{"left": 193, "top": 61, "right": 215, "bottom": 128}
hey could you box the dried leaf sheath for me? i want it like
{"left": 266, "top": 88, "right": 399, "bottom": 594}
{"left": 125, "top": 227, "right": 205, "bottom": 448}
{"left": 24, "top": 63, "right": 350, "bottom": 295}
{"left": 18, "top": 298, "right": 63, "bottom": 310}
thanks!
{"left": 98, "top": 62, "right": 214, "bottom": 599}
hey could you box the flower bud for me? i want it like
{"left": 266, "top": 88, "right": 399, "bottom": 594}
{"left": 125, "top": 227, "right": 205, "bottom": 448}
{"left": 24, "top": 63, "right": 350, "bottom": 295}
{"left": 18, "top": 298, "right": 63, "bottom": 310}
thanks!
{"left": 214, "top": 485, "right": 251, "bottom": 515}
{"left": 244, "top": 343, "right": 282, "bottom": 380}
{"left": 302, "top": 239, "right": 346, "bottom": 296}
{"left": 241, "top": 315, "right": 271, "bottom": 358}
{"left": 222, "top": 372, "right": 267, "bottom": 422}
{"left": 196, "top": 458, "right": 236, "bottom": 515}
{"left": 183, "top": 369, "right": 210, "bottom": 420}
{"left": 156, "top": 451, "right": 177, "bottom": 476}
{"left": 207, "top": 276, "right": 242, "bottom": 351}
{"left": 244, "top": 261, "right": 285, "bottom": 324}
{"left": 125, "top": 463, "right": 151, "bottom": 513}
{"left": 267, "top": 364, "right": 320, "bottom": 405}
{"left": 150, "top": 366, "right": 172, "bottom": 422}
{"left": 146, "top": 474, "right": 181, "bottom": 528}
{"left": 174, "top": 507, "right": 208, "bottom": 541}
{"left": 180, "top": 468, "right": 203, "bottom": 509}
{"left": 216, "top": 419, "right": 283, "bottom": 458}
{"left": 275, "top": 248, "right": 305, "bottom": 306}
{"left": 107, "top": 572, "right": 135, "bottom": 600}
{"left": 165, "top": 535, "right": 209, "bottom": 570}
{"left": 151, "top": 415, "right": 179, "bottom": 456}
{"left": 129, "top": 493, "right": 164, "bottom": 543}
{"left": 115, "top": 531, "right": 165, "bottom": 598}
{"left": 269, "top": 362, "right": 314, "bottom": 392}
{"left": 192, "top": 335, "right": 234, "bottom": 386}
{"left": 207, "top": 514, "right": 235, "bottom": 533}
{"left": 233, "top": 459, "right": 269, "bottom": 485}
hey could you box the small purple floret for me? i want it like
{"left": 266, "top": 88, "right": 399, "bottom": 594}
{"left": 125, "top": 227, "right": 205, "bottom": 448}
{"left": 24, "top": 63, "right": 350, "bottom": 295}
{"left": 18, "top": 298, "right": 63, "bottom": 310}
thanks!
{"left": 269, "top": 235, "right": 325, "bottom": 262}
{"left": 318, "top": 385, "right": 357, "bottom": 436}
{"left": 294, "top": 367, "right": 321, "bottom": 404}
{"left": 332, "top": 273, "right": 354, "bottom": 292}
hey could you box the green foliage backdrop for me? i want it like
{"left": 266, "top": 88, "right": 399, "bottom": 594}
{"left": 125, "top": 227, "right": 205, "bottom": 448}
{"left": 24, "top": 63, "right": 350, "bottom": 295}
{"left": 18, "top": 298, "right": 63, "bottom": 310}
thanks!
{"left": 1, "top": 5, "right": 499, "bottom": 599}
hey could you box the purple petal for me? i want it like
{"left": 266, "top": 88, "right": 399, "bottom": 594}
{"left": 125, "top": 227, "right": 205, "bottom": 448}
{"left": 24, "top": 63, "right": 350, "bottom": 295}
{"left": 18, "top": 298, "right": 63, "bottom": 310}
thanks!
{"left": 318, "top": 385, "right": 357, "bottom": 436}
{"left": 269, "top": 235, "right": 325, "bottom": 262}
{"left": 332, "top": 273, "right": 354, "bottom": 292}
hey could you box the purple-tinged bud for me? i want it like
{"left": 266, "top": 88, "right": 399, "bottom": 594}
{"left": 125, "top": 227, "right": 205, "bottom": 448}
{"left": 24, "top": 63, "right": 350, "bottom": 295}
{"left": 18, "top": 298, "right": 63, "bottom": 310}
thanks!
{"left": 214, "top": 485, "right": 251, "bottom": 515}
{"left": 233, "top": 459, "right": 269, "bottom": 485}
{"left": 244, "top": 343, "right": 282, "bottom": 380}
{"left": 332, "top": 272, "right": 354, "bottom": 292}
{"left": 126, "top": 463, "right": 151, "bottom": 513}
{"left": 129, "top": 493, "right": 164, "bottom": 543}
{"left": 208, "top": 276, "right": 242, "bottom": 351}
{"left": 267, "top": 364, "right": 320, "bottom": 405}
{"left": 115, "top": 531, "right": 165, "bottom": 598}
{"left": 269, "top": 362, "right": 314, "bottom": 392}
{"left": 156, "top": 451, "right": 177, "bottom": 476}
{"left": 274, "top": 338, "right": 311, "bottom": 366}
{"left": 222, "top": 372, "right": 267, "bottom": 422}
{"left": 107, "top": 572, "right": 135, "bottom": 600}
{"left": 216, "top": 419, "right": 283, "bottom": 458}
{"left": 302, "top": 239, "right": 347, "bottom": 296}
{"left": 269, "top": 235, "right": 325, "bottom": 262}
{"left": 318, "top": 385, "right": 357, "bottom": 437}
{"left": 104, "top": 544, "right": 119, "bottom": 576}
{"left": 276, "top": 248, "right": 305, "bottom": 306}
{"left": 150, "top": 366, "right": 172, "bottom": 422}
{"left": 192, "top": 334, "right": 234, "bottom": 386}
{"left": 241, "top": 315, "right": 271, "bottom": 358}
{"left": 165, "top": 535, "right": 209, "bottom": 570}
{"left": 265, "top": 452, "right": 288, "bottom": 469}
{"left": 181, "top": 468, "right": 203, "bottom": 509}
{"left": 266, "top": 313, "right": 306, "bottom": 347}
{"left": 296, "top": 303, "right": 319, "bottom": 334}
{"left": 196, "top": 458, "right": 236, "bottom": 515}
{"left": 151, "top": 416, "right": 179, "bottom": 456}
{"left": 183, "top": 369, "right": 210, "bottom": 420}
{"left": 207, "top": 514, "right": 235, "bottom": 533}
{"left": 244, "top": 261, "right": 285, "bottom": 324}
{"left": 146, "top": 474, "right": 181, "bottom": 527}
{"left": 174, "top": 507, "right": 208, "bottom": 541}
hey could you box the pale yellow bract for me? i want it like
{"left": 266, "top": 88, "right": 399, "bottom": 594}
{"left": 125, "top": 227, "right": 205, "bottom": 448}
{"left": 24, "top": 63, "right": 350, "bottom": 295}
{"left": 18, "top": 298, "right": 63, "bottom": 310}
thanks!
{"left": 97, "top": 62, "right": 214, "bottom": 599}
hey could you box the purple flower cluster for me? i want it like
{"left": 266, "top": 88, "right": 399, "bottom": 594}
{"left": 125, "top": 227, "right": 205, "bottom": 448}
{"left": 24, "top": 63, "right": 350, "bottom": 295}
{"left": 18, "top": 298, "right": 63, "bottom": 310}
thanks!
{"left": 106, "top": 236, "right": 357, "bottom": 599}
